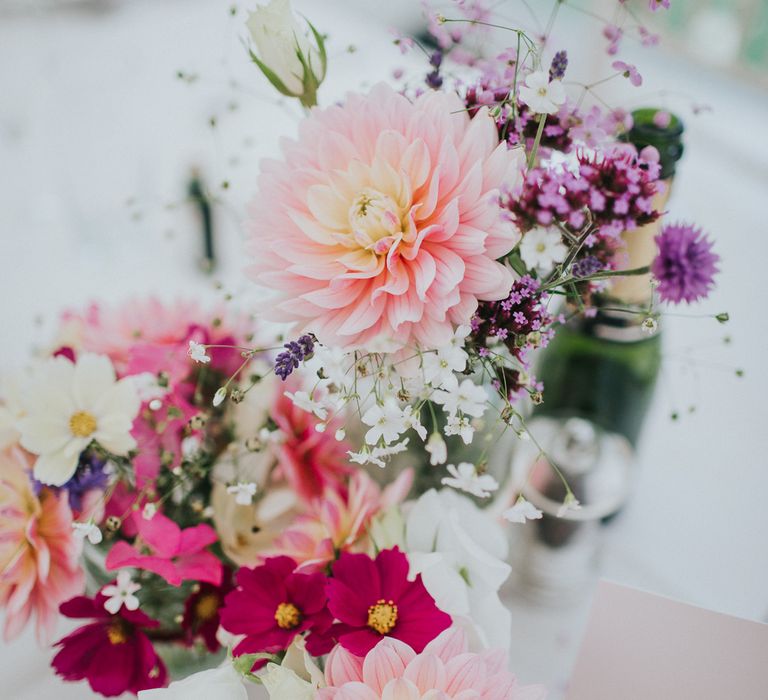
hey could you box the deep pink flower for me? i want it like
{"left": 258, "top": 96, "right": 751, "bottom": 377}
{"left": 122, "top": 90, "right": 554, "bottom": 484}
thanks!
{"left": 52, "top": 592, "right": 167, "bottom": 697}
{"left": 612, "top": 60, "right": 643, "bottom": 87}
{"left": 325, "top": 547, "right": 451, "bottom": 656}
{"left": 181, "top": 572, "right": 234, "bottom": 652}
{"left": 220, "top": 556, "right": 333, "bottom": 659}
{"left": 246, "top": 83, "right": 524, "bottom": 352}
{"left": 319, "top": 627, "right": 547, "bottom": 700}
{"left": 105, "top": 512, "right": 222, "bottom": 587}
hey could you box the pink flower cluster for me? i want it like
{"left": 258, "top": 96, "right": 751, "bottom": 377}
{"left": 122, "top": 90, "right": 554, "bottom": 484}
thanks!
{"left": 504, "top": 145, "right": 662, "bottom": 237}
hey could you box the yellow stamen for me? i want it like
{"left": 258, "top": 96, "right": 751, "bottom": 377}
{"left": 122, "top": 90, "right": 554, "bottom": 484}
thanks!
{"left": 274, "top": 602, "right": 301, "bottom": 630}
{"left": 107, "top": 619, "right": 129, "bottom": 645}
{"left": 194, "top": 594, "right": 220, "bottom": 622}
{"left": 69, "top": 410, "right": 97, "bottom": 438}
{"left": 367, "top": 599, "right": 398, "bottom": 635}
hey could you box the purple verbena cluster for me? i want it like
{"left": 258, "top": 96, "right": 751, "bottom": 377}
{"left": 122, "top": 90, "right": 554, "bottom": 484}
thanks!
{"left": 502, "top": 145, "right": 662, "bottom": 237}
{"left": 470, "top": 276, "right": 554, "bottom": 364}
{"left": 274, "top": 334, "right": 315, "bottom": 380}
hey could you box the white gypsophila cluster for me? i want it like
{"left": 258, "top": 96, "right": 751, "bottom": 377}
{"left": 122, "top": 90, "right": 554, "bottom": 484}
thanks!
{"left": 281, "top": 326, "right": 493, "bottom": 482}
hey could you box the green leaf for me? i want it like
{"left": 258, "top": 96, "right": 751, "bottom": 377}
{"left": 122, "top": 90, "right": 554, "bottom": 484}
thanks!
{"left": 248, "top": 48, "right": 294, "bottom": 98}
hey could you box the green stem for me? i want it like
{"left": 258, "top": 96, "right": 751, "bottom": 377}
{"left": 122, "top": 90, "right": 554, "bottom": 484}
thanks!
{"left": 527, "top": 113, "right": 547, "bottom": 169}
{"left": 541, "top": 265, "right": 651, "bottom": 292}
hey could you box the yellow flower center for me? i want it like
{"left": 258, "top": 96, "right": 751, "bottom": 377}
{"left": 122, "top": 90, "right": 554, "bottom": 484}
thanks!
{"left": 348, "top": 187, "right": 404, "bottom": 254}
{"left": 367, "top": 599, "right": 398, "bottom": 635}
{"left": 107, "top": 619, "right": 129, "bottom": 645}
{"left": 69, "top": 410, "right": 97, "bottom": 438}
{"left": 274, "top": 602, "right": 301, "bottom": 630}
{"left": 194, "top": 594, "right": 220, "bottom": 622}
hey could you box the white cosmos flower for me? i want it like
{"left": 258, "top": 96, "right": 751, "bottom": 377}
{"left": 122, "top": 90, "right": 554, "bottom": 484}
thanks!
{"left": 406, "top": 489, "right": 512, "bottom": 650}
{"left": 138, "top": 664, "right": 247, "bottom": 700}
{"left": 227, "top": 481, "right": 258, "bottom": 506}
{"left": 503, "top": 497, "right": 544, "bottom": 524}
{"left": 187, "top": 340, "right": 211, "bottom": 364}
{"left": 18, "top": 354, "right": 140, "bottom": 486}
{"left": 519, "top": 227, "right": 568, "bottom": 273}
{"left": 102, "top": 570, "right": 141, "bottom": 614}
{"left": 519, "top": 70, "right": 566, "bottom": 114}
{"left": 433, "top": 379, "right": 487, "bottom": 418}
{"left": 441, "top": 462, "right": 499, "bottom": 499}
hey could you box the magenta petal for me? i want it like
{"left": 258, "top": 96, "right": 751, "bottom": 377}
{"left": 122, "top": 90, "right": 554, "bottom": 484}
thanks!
{"left": 86, "top": 636, "right": 135, "bottom": 697}
{"left": 236, "top": 567, "right": 287, "bottom": 605}
{"left": 175, "top": 550, "right": 223, "bottom": 585}
{"left": 375, "top": 547, "right": 410, "bottom": 601}
{"left": 59, "top": 596, "right": 105, "bottom": 620}
{"left": 137, "top": 513, "right": 181, "bottom": 558}
{"left": 104, "top": 541, "right": 142, "bottom": 572}
{"left": 220, "top": 590, "right": 277, "bottom": 635}
{"left": 52, "top": 624, "right": 102, "bottom": 679}
{"left": 326, "top": 578, "right": 370, "bottom": 626}
{"left": 338, "top": 627, "right": 383, "bottom": 656}
{"left": 233, "top": 626, "right": 296, "bottom": 656}
{"left": 131, "top": 632, "right": 167, "bottom": 692}
{"left": 177, "top": 523, "right": 219, "bottom": 555}
{"left": 332, "top": 552, "right": 381, "bottom": 598}
{"left": 286, "top": 572, "right": 328, "bottom": 614}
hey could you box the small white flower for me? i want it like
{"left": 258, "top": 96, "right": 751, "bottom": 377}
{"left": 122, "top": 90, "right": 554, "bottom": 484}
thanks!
{"left": 227, "top": 481, "right": 258, "bottom": 506}
{"left": 72, "top": 520, "right": 102, "bottom": 545}
{"left": 181, "top": 435, "right": 202, "bottom": 458}
{"left": 441, "top": 462, "right": 499, "bottom": 499}
{"left": 403, "top": 405, "right": 427, "bottom": 441}
{"left": 187, "top": 340, "right": 211, "bottom": 365}
{"left": 142, "top": 502, "right": 158, "bottom": 520}
{"left": 102, "top": 570, "right": 141, "bottom": 615}
{"left": 425, "top": 432, "right": 447, "bottom": 465}
{"left": 362, "top": 398, "right": 410, "bottom": 445}
{"left": 18, "top": 354, "right": 140, "bottom": 486}
{"left": 129, "top": 372, "right": 169, "bottom": 402}
{"left": 348, "top": 438, "right": 409, "bottom": 468}
{"left": 519, "top": 70, "right": 566, "bottom": 114}
{"left": 519, "top": 227, "right": 567, "bottom": 273}
{"left": 503, "top": 497, "right": 544, "bottom": 524}
{"left": 444, "top": 414, "right": 475, "bottom": 445}
{"left": 213, "top": 387, "right": 228, "bottom": 407}
{"left": 284, "top": 390, "right": 328, "bottom": 420}
{"left": 334, "top": 428, "right": 346, "bottom": 441}
{"left": 642, "top": 317, "right": 658, "bottom": 335}
{"left": 557, "top": 493, "right": 582, "bottom": 518}
{"left": 433, "top": 378, "right": 487, "bottom": 418}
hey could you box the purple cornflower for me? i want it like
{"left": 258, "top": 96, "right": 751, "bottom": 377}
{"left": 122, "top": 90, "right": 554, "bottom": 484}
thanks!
{"left": 32, "top": 450, "right": 109, "bottom": 514}
{"left": 651, "top": 223, "right": 719, "bottom": 304}
{"left": 274, "top": 334, "right": 315, "bottom": 380}
{"left": 549, "top": 50, "right": 568, "bottom": 81}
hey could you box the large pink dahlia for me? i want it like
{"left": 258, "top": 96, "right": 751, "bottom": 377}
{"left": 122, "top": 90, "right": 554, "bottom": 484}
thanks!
{"left": 246, "top": 83, "right": 524, "bottom": 351}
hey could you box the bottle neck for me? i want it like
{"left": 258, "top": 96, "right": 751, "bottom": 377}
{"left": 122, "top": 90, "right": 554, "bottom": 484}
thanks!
{"left": 606, "top": 179, "right": 673, "bottom": 306}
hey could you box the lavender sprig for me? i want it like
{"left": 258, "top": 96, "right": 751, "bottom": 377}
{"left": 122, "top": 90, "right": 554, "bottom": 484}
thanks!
{"left": 274, "top": 334, "right": 316, "bottom": 380}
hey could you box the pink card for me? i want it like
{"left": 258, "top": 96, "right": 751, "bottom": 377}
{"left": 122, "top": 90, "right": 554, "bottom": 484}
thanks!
{"left": 566, "top": 581, "right": 768, "bottom": 699}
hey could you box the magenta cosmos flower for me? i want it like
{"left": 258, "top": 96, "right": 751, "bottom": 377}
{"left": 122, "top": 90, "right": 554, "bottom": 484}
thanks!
{"left": 220, "top": 556, "right": 333, "bottom": 659}
{"left": 52, "top": 592, "right": 167, "bottom": 697}
{"left": 652, "top": 222, "right": 719, "bottom": 304}
{"left": 105, "top": 512, "right": 222, "bottom": 587}
{"left": 246, "top": 82, "right": 525, "bottom": 352}
{"left": 326, "top": 547, "right": 451, "bottom": 656}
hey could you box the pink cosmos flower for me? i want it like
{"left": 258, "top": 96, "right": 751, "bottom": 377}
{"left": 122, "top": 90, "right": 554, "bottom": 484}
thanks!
{"left": 105, "top": 512, "right": 223, "bottom": 587}
{"left": 220, "top": 556, "right": 333, "bottom": 659}
{"left": 246, "top": 82, "right": 524, "bottom": 351}
{"left": 268, "top": 468, "right": 413, "bottom": 570}
{"left": 270, "top": 379, "right": 352, "bottom": 502}
{"left": 319, "top": 626, "right": 547, "bottom": 700}
{"left": 52, "top": 591, "right": 167, "bottom": 697}
{"left": 0, "top": 446, "right": 84, "bottom": 643}
{"left": 325, "top": 547, "right": 451, "bottom": 656}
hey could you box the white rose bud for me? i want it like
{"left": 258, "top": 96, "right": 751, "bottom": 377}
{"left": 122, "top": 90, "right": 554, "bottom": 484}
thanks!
{"left": 246, "top": 0, "right": 327, "bottom": 108}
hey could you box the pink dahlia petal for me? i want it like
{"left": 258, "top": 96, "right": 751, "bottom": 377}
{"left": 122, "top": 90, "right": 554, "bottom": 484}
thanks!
{"left": 325, "top": 644, "right": 366, "bottom": 686}
{"left": 246, "top": 83, "right": 522, "bottom": 351}
{"left": 423, "top": 627, "right": 469, "bottom": 662}
{"left": 403, "top": 651, "right": 447, "bottom": 693}
{"left": 362, "top": 638, "right": 418, "bottom": 693}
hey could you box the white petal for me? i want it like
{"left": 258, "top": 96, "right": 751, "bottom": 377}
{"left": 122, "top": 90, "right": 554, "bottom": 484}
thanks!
{"left": 73, "top": 354, "right": 117, "bottom": 409}
{"left": 33, "top": 447, "right": 80, "bottom": 486}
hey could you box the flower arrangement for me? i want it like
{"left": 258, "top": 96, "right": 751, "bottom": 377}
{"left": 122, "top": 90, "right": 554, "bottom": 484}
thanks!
{"left": 1, "top": 0, "right": 727, "bottom": 697}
